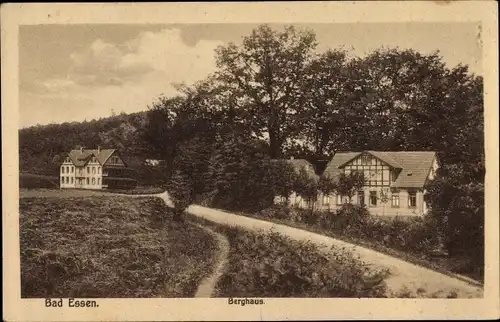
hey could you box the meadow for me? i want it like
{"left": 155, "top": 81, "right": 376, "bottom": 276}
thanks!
{"left": 20, "top": 194, "right": 217, "bottom": 298}
{"left": 188, "top": 216, "right": 389, "bottom": 298}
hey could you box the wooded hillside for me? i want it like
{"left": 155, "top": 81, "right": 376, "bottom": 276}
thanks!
{"left": 19, "top": 112, "right": 150, "bottom": 175}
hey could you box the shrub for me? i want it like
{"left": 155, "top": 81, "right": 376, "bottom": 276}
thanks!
{"left": 258, "top": 204, "right": 291, "bottom": 220}
{"left": 337, "top": 204, "right": 370, "bottom": 218}
{"left": 213, "top": 225, "right": 388, "bottom": 298}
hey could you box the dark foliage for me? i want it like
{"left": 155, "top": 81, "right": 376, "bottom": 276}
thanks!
{"left": 208, "top": 223, "right": 389, "bottom": 298}
{"left": 20, "top": 24, "right": 484, "bottom": 279}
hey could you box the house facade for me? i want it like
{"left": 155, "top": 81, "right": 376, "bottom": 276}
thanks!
{"left": 318, "top": 151, "right": 438, "bottom": 216}
{"left": 60, "top": 147, "right": 137, "bottom": 190}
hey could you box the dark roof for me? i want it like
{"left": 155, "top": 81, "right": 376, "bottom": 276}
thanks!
{"left": 67, "top": 148, "right": 116, "bottom": 167}
{"left": 323, "top": 151, "right": 437, "bottom": 188}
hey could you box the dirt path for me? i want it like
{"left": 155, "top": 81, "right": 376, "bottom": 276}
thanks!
{"left": 193, "top": 224, "right": 230, "bottom": 298}
{"left": 154, "top": 192, "right": 483, "bottom": 298}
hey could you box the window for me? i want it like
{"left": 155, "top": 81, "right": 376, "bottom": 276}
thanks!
{"left": 71, "top": 177, "right": 74, "bottom": 184}
{"left": 322, "top": 195, "right": 329, "bottom": 205}
{"left": 66, "top": 166, "right": 70, "bottom": 173}
{"left": 391, "top": 193, "right": 400, "bottom": 207}
{"left": 98, "top": 178, "right": 100, "bottom": 185}
{"left": 87, "top": 167, "right": 90, "bottom": 174}
{"left": 62, "top": 167, "right": 65, "bottom": 174}
{"left": 98, "top": 167, "right": 101, "bottom": 174}
{"left": 86, "top": 178, "right": 89, "bottom": 185}
{"left": 71, "top": 167, "right": 74, "bottom": 173}
{"left": 92, "top": 167, "right": 96, "bottom": 174}
{"left": 61, "top": 177, "right": 64, "bottom": 184}
{"left": 358, "top": 191, "right": 365, "bottom": 205}
{"left": 408, "top": 192, "right": 417, "bottom": 208}
{"left": 66, "top": 177, "right": 69, "bottom": 184}
{"left": 369, "top": 191, "right": 377, "bottom": 207}
{"left": 336, "top": 195, "right": 344, "bottom": 205}
{"left": 92, "top": 178, "right": 96, "bottom": 185}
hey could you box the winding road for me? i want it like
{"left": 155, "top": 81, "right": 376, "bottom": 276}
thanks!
{"left": 156, "top": 191, "right": 483, "bottom": 298}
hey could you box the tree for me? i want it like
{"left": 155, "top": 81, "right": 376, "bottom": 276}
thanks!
{"left": 166, "top": 170, "right": 192, "bottom": 222}
{"left": 293, "top": 167, "right": 319, "bottom": 211}
{"left": 318, "top": 174, "right": 336, "bottom": 196}
{"left": 269, "top": 160, "right": 297, "bottom": 204}
{"left": 335, "top": 172, "right": 365, "bottom": 203}
{"left": 215, "top": 24, "right": 318, "bottom": 158}
{"left": 165, "top": 136, "right": 216, "bottom": 221}
{"left": 300, "top": 49, "right": 353, "bottom": 156}
{"left": 207, "top": 131, "right": 273, "bottom": 211}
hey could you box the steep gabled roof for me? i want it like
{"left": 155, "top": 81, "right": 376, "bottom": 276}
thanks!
{"left": 387, "top": 151, "right": 437, "bottom": 188}
{"left": 322, "top": 152, "right": 361, "bottom": 180}
{"left": 67, "top": 148, "right": 116, "bottom": 167}
{"left": 323, "top": 151, "right": 437, "bottom": 188}
{"left": 366, "top": 151, "right": 403, "bottom": 168}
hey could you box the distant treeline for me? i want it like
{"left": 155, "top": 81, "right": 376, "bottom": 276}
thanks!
{"left": 19, "top": 111, "right": 168, "bottom": 186}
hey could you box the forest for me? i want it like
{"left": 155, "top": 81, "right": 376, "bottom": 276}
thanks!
{"left": 19, "top": 25, "right": 484, "bottom": 276}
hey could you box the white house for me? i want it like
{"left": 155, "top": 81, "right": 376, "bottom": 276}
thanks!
{"left": 60, "top": 147, "right": 137, "bottom": 190}
{"left": 318, "top": 151, "right": 438, "bottom": 216}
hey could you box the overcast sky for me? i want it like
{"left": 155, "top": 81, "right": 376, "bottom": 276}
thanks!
{"left": 19, "top": 23, "right": 481, "bottom": 128}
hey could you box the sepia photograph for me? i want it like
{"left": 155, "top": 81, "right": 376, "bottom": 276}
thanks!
{"left": 2, "top": 2, "right": 499, "bottom": 321}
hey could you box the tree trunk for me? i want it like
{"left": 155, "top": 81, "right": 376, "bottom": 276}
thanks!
{"left": 268, "top": 133, "right": 282, "bottom": 159}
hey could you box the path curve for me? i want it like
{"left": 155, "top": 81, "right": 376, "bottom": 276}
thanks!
{"left": 193, "top": 224, "right": 230, "bottom": 298}
{"left": 152, "top": 191, "right": 482, "bottom": 298}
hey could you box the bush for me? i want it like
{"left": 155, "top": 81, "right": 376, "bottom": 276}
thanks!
{"left": 258, "top": 204, "right": 291, "bottom": 220}
{"left": 213, "top": 225, "right": 388, "bottom": 297}
{"left": 253, "top": 203, "right": 440, "bottom": 261}
{"left": 337, "top": 203, "right": 370, "bottom": 218}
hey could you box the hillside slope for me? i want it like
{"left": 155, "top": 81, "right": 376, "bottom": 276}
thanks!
{"left": 19, "top": 111, "right": 160, "bottom": 181}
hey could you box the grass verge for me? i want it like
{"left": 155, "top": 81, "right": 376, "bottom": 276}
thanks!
{"left": 187, "top": 215, "right": 389, "bottom": 298}
{"left": 20, "top": 196, "right": 217, "bottom": 298}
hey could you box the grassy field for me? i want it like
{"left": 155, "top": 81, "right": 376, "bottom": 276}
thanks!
{"left": 20, "top": 173, "right": 59, "bottom": 189}
{"left": 20, "top": 194, "right": 217, "bottom": 298}
{"left": 19, "top": 186, "right": 164, "bottom": 199}
{"left": 188, "top": 216, "right": 389, "bottom": 298}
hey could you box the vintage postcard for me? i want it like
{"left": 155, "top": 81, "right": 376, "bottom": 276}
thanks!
{"left": 2, "top": 1, "right": 499, "bottom": 321}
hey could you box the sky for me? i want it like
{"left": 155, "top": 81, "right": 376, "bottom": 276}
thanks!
{"left": 19, "top": 23, "right": 482, "bottom": 128}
